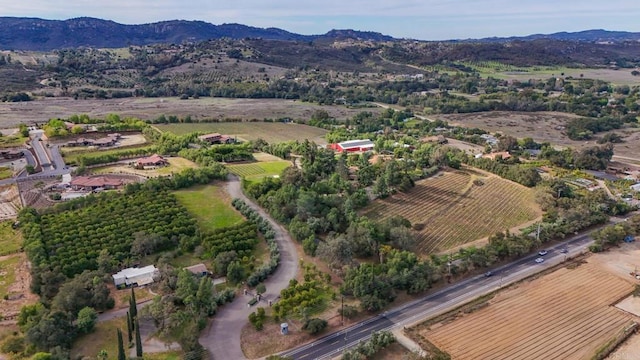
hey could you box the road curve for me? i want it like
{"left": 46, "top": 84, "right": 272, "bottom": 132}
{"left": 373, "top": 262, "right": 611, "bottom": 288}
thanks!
{"left": 199, "top": 175, "right": 299, "bottom": 359}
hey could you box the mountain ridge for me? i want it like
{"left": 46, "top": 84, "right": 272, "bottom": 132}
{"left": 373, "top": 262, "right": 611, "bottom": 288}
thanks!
{"left": 0, "top": 16, "right": 638, "bottom": 51}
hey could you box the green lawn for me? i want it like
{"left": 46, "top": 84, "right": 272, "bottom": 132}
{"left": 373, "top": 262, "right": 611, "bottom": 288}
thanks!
{"left": 0, "top": 166, "right": 12, "bottom": 180}
{"left": 173, "top": 184, "right": 243, "bottom": 232}
{"left": 0, "top": 255, "right": 20, "bottom": 298}
{"left": 0, "top": 135, "right": 27, "bottom": 148}
{"left": 227, "top": 160, "right": 291, "bottom": 181}
{"left": 0, "top": 220, "right": 22, "bottom": 256}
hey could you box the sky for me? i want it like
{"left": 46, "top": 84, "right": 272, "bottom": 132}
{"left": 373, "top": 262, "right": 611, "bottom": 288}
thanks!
{"left": 2, "top": 0, "right": 640, "bottom": 40}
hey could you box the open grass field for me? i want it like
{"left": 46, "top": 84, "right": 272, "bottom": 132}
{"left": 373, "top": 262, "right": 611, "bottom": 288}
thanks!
{"left": 0, "top": 220, "right": 22, "bottom": 256}
{"left": 363, "top": 168, "right": 541, "bottom": 254}
{"left": 156, "top": 121, "right": 328, "bottom": 144}
{"left": 435, "top": 111, "right": 640, "bottom": 162}
{"left": 173, "top": 184, "right": 244, "bottom": 232}
{"left": 417, "top": 258, "right": 637, "bottom": 360}
{"left": 0, "top": 97, "right": 376, "bottom": 128}
{"left": 452, "top": 61, "right": 640, "bottom": 85}
{"left": 0, "top": 255, "right": 20, "bottom": 299}
{"left": 227, "top": 160, "right": 292, "bottom": 181}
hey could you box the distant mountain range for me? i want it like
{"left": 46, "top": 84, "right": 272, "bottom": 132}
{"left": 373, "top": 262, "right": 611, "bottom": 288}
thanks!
{"left": 0, "top": 17, "right": 638, "bottom": 51}
{"left": 0, "top": 17, "right": 393, "bottom": 50}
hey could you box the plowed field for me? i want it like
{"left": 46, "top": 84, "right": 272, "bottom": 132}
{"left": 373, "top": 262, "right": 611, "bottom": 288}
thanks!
{"left": 422, "top": 261, "right": 636, "bottom": 360}
{"left": 363, "top": 168, "right": 540, "bottom": 254}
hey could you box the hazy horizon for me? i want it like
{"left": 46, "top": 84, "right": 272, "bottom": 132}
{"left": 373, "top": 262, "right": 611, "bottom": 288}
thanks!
{"left": 1, "top": 0, "right": 640, "bottom": 40}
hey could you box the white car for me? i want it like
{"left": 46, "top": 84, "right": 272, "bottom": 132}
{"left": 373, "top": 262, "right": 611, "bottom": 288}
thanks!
{"left": 538, "top": 250, "right": 548, "bottom": 256}
{"left": 535, "top": 257, "right": 545, "bottom": 263}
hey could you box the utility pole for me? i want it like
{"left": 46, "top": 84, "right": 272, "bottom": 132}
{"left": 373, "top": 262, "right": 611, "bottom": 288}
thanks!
{"left": 341, "top": 296, "right": 344, "bottom": 325}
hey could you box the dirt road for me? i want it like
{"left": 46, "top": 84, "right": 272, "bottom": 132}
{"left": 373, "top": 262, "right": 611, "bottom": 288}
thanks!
{"left": 199, "top": 175, "right": 299, "bottom": 359}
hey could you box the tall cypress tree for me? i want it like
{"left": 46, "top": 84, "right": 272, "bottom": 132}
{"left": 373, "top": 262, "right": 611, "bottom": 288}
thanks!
{"left": 117, "top": 328, "right": 126, "bottom": 360}
{"left": 126, "top": 311, "right": 133, "bottom": 343}
{"left": 130, "top": 287, "right": 138, "bottom": 320}
{"left": 135, "top": 318, "right": 143, "bottom": 358}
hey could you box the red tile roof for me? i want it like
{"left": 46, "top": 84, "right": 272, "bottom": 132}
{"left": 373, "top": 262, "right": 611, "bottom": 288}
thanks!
{"left": 136, "top": 154, "right": 167, "bottom": 166}
{"left": 70, "top": 176, "right": 123, "bottom": 188}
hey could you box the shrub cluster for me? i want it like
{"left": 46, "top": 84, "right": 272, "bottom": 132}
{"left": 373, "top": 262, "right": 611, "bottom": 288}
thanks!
{"left": 231, "top": 198, "right": 280, "bottom": 287}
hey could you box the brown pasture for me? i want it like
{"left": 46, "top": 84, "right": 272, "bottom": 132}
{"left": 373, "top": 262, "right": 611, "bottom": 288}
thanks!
{"left": 0, "top": 97, "right": 380, "bottom": 128}
{"left": 417, "top": 255, "right": 637, "bottom": 360}
{"left": 435, "top": 111, "right": 640, "bottom": 162}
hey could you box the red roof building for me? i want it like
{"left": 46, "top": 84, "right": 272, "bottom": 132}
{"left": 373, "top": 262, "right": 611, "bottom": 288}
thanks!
{"left": 135, "top": 154, "right": 168, "bottom": 168}
{"left": 70, "top": 176, "right": 124, "bottom": 191}
{"left": 329, "top": 139, "right": 375, "bottom": 153}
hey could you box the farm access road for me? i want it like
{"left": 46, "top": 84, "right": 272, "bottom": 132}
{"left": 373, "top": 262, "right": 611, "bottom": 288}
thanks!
{"left": 199, "top": 174, "right": 300, "bottom": 360}
{"left": 282, "top": 231, "right": 598, "bottom": 359}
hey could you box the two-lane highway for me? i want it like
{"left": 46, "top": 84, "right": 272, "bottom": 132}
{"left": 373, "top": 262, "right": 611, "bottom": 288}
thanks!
{"left": 283, "top": 233, "right": 595, "bottom": 359}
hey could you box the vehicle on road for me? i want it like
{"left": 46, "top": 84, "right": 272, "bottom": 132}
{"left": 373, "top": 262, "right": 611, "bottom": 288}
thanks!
{"left": 538, "top": 250, "right": 548, "bottom": 256}
{"left": 484, "top": 271, "right": 493, "bottom": 277}
{"left": 535, "top": 257, "right": 545, "bottom": 263}
{"left": 560, "top": 248, "right": 568, "bottom": 254}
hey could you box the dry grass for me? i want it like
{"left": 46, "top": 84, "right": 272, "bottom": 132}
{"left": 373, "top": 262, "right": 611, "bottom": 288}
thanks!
{"left": 156, "top": 122, "right": 328, "bottom": 144}
{"left": 435, "top": 111, "right": 640, "bottom": 162}
{"left": 0, "top": 97, "right": 376, "bottom": 128}
{"left": 72, "top": 317, "right": 127, "bottom": 359}
{"left": 92, "top": 156, "right": 198, "bottom": 177}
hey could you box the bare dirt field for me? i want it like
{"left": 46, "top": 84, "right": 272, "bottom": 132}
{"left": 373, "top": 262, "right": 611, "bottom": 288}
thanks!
{"left": 415, "top": 244, "right": 640, "bottom": 360}
{"left": 0, "top": 97, "right": 378, "bottom": 128}
{"left": 435, "top": 111, "right": 640, "bottom": 162}
{"left": 156, "top": 122, "right": 328, "bottom": 144}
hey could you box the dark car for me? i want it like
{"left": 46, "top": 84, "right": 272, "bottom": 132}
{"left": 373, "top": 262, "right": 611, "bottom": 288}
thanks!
{"left": 484, "top": 271, "right": 493, "bottom": 277}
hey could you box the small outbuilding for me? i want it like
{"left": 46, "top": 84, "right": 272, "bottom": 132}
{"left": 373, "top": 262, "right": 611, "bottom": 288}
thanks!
{"left": 185, "top": 263, "right": 210, "bottom": 277}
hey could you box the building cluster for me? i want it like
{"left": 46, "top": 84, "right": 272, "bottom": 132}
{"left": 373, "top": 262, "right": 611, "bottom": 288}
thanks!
{"left": 0, "top": 149, "right": 24, "bottom": 160}
{"left": 65, "top": 133, "right": 121, "bottom": 148}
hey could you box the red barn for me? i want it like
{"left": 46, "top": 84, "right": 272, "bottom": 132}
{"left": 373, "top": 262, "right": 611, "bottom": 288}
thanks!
{"left": 329, "top": 139, "right": 375, "bottom": 153}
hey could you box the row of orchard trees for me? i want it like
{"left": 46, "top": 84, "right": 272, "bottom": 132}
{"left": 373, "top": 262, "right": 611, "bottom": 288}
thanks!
{"left": 21, "top": 189, "right": 197, "bottom": 279}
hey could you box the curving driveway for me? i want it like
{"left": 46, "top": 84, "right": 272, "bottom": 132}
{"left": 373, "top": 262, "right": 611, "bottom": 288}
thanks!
{"left": 199, "top": 175, "right": 299, "bottom": 359}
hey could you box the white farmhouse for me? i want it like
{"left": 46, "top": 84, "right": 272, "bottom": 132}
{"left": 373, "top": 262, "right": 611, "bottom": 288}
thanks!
{"left": 112, "top": 265, "right": 159, "bottom": 289}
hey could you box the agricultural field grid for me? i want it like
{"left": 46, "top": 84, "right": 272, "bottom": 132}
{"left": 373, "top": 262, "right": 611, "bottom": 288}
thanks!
{"left": 363, "top": 168, "right": 541, "bottom": 254}
{"left": 418, "top": 260, "right": 637, "bottom": 360}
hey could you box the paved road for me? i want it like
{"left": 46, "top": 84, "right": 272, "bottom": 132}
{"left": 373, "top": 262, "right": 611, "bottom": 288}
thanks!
{"left": 0, "top": 134, "right": 70, "bottom": 186}
{"left": 29, "top": 131, "right": 52, "bottom": 170}
{"left": 282, "top": 232, "right": 596, "bottom": 359}
{"left": 199, "top": 175, "right": 300, "bottom": 360}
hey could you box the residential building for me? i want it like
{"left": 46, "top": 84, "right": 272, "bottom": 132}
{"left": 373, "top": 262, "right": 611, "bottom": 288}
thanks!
{"left": 135, "top": 154, "right": 168, "bottom": 169}
{"left": 70, "top": 176, "right": 124, "bottom": 191}
{"left": 185, "top": 263, "right": 210, "bottom": 277}
{"left": 198, "top": 133, "right": 235, "bottom": 144}
{"left": 112, "top": 265, "right": 159, "bottom": 289}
